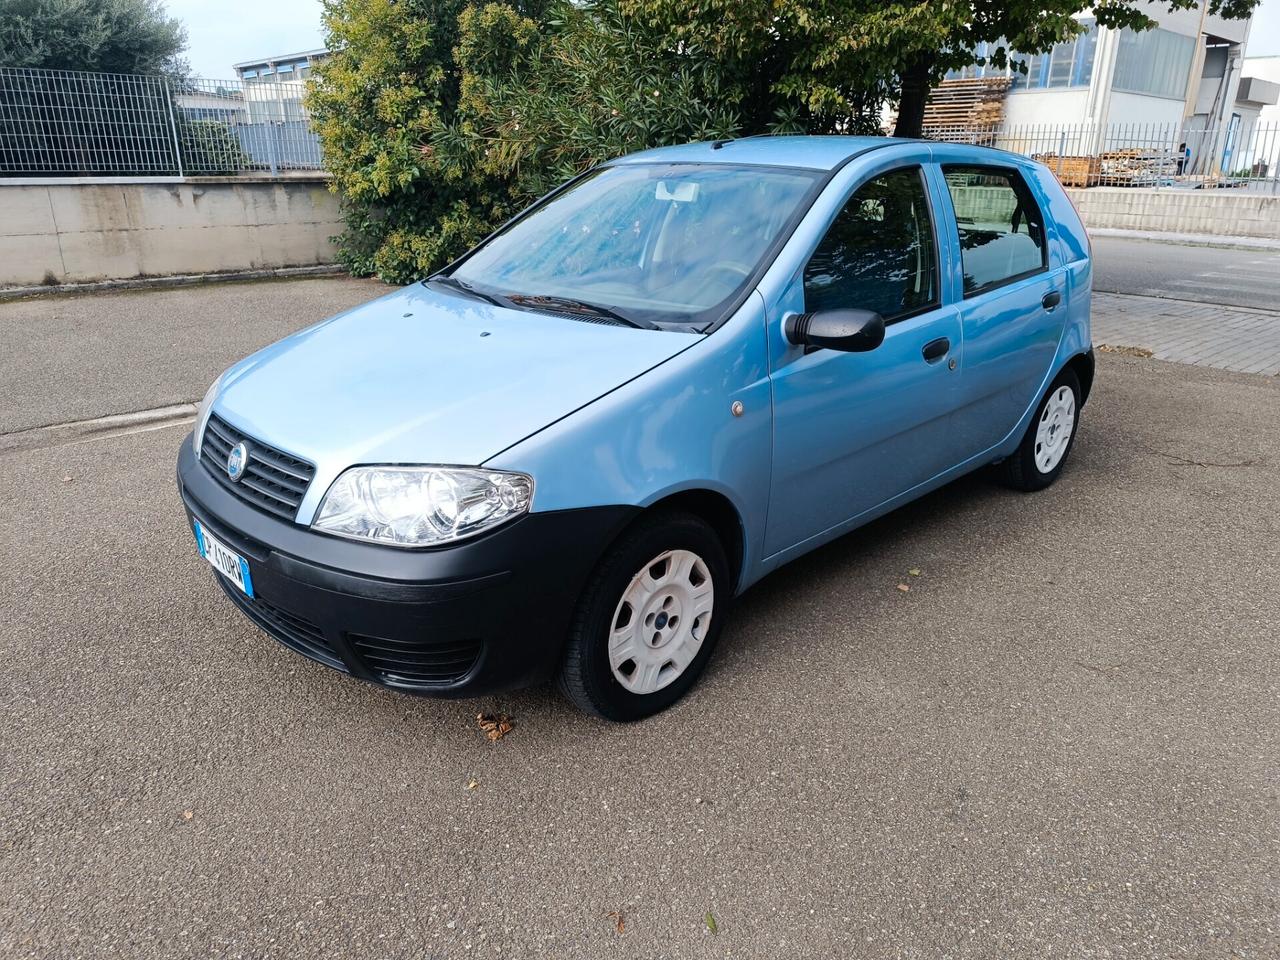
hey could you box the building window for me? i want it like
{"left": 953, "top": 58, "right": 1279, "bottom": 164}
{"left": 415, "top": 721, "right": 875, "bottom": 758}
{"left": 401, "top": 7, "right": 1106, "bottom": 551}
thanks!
{"left": 1113, "top": 27, "right": 1195, "bottom": 99}
{"left": 946, "top": 42, "right": 996, "bottom": 81}
{"left": 1009, "top": 20, "right": 1098, "bottom": 91}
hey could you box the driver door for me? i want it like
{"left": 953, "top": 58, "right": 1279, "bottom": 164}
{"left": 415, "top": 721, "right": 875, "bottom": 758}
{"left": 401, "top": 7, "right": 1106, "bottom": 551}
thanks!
{"left": 764, "top": 163, "right": 965, "bottom": 558}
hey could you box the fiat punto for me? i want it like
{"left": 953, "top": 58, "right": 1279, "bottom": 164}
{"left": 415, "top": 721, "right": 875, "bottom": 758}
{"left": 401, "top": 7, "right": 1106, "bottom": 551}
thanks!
{"left": 178, "top": 136, "right": 1093, "bottom": 720}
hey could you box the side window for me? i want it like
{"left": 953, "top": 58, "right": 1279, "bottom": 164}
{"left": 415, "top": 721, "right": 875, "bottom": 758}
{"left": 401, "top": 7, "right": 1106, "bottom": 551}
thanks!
{"left": 803, "top": 166, "right": 938, "bottom": 321}
{"left": 942, "top": 166, "right": 1048, "bottom": 294}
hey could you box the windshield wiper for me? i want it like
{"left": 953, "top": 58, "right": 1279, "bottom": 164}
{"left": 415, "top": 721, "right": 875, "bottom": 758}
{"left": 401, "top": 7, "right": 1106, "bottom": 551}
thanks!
{"left": 426, "top": 274, "right": 510, "bottom": 309}
{"left": 501, "top": 293, "right": 657, "bottom": 330}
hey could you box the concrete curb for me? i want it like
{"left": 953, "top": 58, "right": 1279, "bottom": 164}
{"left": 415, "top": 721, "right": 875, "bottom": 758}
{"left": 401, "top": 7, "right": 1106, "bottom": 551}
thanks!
{"left": 1089, "top": 228, "right": 1280, "bottom": 251}
{"left": 0, "top": 404, "right": 197, "bottom": 455}
{"left": 0, "top": 264, "right": 350, "bottom": 302}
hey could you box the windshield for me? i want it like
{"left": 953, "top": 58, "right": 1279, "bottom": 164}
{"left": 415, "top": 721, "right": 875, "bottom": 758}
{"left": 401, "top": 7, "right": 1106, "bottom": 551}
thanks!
{"left": 445, "top": 162, "right": 822, "bottom": 329}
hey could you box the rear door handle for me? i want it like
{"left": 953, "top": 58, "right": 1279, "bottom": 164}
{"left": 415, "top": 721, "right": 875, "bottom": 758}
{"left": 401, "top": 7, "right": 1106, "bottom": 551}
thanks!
{"left": 922, "top": 337, "right": 950, "bottom": 363}
{"left": 1042, "top": 290, "right": 1062, "bottom": 310}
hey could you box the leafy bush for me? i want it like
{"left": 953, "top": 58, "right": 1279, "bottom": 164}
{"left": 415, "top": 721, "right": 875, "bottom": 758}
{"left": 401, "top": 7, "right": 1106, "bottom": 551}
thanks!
{"left": 179, "top": 118, "right": 252, "bottom": 175}
{"left": 310, "top": 0, "right": 745, "bottom": 283}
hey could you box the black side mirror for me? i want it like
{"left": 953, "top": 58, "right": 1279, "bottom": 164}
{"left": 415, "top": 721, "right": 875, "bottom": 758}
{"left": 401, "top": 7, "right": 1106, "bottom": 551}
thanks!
{"left": 784, "top": 308, "right": 885, "bottom": 353}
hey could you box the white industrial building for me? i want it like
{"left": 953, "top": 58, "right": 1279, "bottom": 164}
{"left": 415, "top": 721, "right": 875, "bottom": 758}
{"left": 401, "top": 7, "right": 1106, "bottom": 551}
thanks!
{"left": 950, "top": 9, "right": 1275, "bottom": 129}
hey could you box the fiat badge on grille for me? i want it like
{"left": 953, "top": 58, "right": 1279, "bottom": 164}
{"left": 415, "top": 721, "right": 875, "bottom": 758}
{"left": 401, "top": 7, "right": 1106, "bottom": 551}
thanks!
{"left": 227, "top": 442, "right": 249, "bottom": 482}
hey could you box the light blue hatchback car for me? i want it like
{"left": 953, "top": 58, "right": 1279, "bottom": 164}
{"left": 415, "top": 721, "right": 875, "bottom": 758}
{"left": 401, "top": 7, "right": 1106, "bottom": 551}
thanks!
{"left": 178, "top": 136, "right": 1093, "bottom": 720}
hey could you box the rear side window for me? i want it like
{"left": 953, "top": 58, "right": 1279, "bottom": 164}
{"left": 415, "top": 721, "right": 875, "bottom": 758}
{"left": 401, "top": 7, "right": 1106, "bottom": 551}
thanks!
{"left": 942, "top": 166, "right": 1048, "bottom": 295}
{"left": 803, "top": 166, "right": 938, "bottom": 321}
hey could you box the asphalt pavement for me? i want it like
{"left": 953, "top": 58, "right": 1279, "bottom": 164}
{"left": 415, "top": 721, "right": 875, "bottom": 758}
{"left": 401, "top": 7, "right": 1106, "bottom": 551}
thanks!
{"left": 2, "top": 279, "right": 1279, "bottom": 955}
{"left": 1092, "top": 235, "right": 1280, "bottom": 311}
{"left": 0, "top": 276, "right": 386, "bottom": 435}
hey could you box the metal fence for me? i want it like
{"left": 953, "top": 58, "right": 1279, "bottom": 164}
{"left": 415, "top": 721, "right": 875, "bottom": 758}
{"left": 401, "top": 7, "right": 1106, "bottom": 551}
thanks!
{"left": 927, "top": 120, "right": 1280, "bottom": 193}
{"left": 0, "top": 67, "right": 323, "bottom": 177}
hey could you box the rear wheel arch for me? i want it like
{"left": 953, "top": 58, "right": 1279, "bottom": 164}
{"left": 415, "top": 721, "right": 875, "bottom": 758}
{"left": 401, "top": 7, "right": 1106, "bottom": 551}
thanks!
{"left": 1063, "top": 349, "right": 1095, "bottom": 405}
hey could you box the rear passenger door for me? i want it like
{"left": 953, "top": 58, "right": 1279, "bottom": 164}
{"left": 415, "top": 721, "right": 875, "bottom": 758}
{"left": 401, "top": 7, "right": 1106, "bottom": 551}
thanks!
{"left": 937, "top": 165, "right": 1067, "bottom": 455}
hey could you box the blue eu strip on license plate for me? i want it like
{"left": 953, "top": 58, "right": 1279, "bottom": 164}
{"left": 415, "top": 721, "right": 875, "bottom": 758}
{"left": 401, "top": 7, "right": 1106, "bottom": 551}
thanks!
{"left": 193, "top": 520, "right": 254, "bottom": 598}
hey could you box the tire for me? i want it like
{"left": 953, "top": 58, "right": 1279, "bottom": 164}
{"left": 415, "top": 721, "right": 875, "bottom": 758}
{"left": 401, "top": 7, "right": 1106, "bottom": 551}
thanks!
{"left": 1000, "top": 366, "right": 1082, "bottom": 492}
{"left": 558, "top": 511, "right": 731, "bottom": 721}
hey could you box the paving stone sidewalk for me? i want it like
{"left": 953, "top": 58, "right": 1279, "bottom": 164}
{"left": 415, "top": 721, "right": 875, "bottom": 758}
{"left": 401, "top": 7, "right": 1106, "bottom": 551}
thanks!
{"left": 1093, "top": 291, "right": 1280, "bottom": 376}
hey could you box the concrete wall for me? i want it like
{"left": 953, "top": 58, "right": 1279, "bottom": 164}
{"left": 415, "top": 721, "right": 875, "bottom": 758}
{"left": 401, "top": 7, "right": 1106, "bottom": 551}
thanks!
{"left": 1065, "top": 186, "right": 1280, "bottom": 238}
{"left": 0, "top": 176, "right": 341, "bottom": 287}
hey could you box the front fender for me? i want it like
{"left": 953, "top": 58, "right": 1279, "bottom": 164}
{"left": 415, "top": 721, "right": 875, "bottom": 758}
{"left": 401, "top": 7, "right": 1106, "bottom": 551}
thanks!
{"left": 486, "top": 294, "right": 773, "bottom": 593}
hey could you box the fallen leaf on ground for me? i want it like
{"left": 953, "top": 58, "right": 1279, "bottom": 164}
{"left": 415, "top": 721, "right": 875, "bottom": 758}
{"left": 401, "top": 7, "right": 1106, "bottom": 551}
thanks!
{"left": 181, "top": 810, "right": 193, "bottom": 821}
{"left": 61, "top": 477, "right": 74, "bottom": 483}
{"left": 466, "top": 779, "right": 479, "bottom": 790}
{"left": 604, "top": 910, "right": 625, "bottom": 934}
{"left": 476, "top": 712, "right": 514, "bottom": 742}
{"left": 705, "top": 912, "right": 718, "bottom": 935}
{"left": 896, "top": 583, "right": 910, "bottom": 593}
{"left": 908, "top": 568, "right": 921, "bottom": 577}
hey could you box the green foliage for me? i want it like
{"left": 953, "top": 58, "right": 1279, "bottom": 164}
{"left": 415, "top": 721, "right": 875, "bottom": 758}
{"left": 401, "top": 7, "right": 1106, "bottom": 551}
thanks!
{"left": 443, "top": 2, "right": 742, "bottom": 197}
{"left": 179, "top": 118, "right": 252, "bottom": 175}
{"left": 619, "top": 0, "right": 898, "bottom": 133}
{"left": 0, "top": 0, "right": 188, "bottom": 75}
{"left": 311, "top": 0, "right": 741, "bottom": 282}
{"left": 310, "top": 0, "right": 475, "bottom": 280}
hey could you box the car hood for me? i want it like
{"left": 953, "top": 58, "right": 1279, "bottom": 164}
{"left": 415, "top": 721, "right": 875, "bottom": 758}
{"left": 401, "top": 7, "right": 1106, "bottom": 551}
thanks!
{"left": 213, "top": 283, "right": 697, "bottom": 471}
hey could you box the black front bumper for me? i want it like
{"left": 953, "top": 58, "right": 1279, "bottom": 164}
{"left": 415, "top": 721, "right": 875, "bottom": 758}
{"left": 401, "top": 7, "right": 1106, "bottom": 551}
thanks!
{"left": 177, "top": 434, "right": 637, "bottom": 696}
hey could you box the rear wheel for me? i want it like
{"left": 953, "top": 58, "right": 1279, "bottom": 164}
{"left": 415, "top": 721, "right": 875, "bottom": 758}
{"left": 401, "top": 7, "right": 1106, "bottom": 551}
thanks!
{"left": 1000, "top": 367, "right": 1081, "bottom": 491}
{"left": 559, "top": 512, "right": 730, "bottom": 721}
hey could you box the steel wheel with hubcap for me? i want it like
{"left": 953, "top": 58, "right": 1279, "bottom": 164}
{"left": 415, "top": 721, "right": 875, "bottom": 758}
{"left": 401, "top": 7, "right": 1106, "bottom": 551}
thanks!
{"left": 560, "top": 512, "right": 729, "bottom": 720}
{"left": 1001, "top": 367, "right": 1082, "bottom": 491}
{"left": 609, "top": 549, "right": 715, "bottom": 695}
{"left": 1034, "top": 384, "right": 1076, "bottom": 474}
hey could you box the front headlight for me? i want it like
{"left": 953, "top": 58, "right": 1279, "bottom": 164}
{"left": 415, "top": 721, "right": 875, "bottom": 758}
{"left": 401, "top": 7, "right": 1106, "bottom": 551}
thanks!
{"left": 312, "top": 466, "right": 534, "bottom": 547}
{"left": 192, "top": 373, "right": 225, "bottom": 458}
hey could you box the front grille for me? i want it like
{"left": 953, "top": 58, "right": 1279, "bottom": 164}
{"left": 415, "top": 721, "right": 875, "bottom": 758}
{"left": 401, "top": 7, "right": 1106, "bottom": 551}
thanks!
{"left": 217, "top": 578, "right": 347, "bottom": 672}
{"left": 349, "top": 633, "right": 481, "bottom": 687}
{"left": 201, "top": 414, "right": 315, "bottom": 521}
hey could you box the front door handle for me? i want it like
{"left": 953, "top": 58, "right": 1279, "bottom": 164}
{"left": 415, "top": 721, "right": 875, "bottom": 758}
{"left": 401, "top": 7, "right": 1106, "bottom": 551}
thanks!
{"left": 1042, "top": 290, "right": 1062, "bottom": 310}
{"left": 922, "top": 337, "right": 950, "bottom": 363}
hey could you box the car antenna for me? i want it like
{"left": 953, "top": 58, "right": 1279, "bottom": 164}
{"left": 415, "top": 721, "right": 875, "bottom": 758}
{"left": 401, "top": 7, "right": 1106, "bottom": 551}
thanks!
{"left": 710, "top": 138, "right": 734, "bottom": 150}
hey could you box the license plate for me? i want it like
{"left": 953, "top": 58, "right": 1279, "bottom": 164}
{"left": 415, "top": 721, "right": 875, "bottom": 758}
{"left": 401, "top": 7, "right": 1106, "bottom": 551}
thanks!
{"left": 193, "top": 520, "right": 254, "bottom": 598}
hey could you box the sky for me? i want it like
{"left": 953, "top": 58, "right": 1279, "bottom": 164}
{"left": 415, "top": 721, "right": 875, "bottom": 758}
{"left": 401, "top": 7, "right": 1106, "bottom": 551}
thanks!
{"left": 166, "top": 0, "right": 327, "bottom": 78}
{"left": 167, "top": 0, "right": 1280, "bottom": 81}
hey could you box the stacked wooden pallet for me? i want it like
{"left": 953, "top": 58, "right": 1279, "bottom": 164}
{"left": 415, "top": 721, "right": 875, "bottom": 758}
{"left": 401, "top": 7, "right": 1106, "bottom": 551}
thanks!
{"left": 1097, "top": 149, "right": 1178, "bottom": 186}
{"left": 920, "top": 77, "right": 1012, "bottom": 131}
{"left": 1032, "top": 154, "right": 1101, "bottom": 188}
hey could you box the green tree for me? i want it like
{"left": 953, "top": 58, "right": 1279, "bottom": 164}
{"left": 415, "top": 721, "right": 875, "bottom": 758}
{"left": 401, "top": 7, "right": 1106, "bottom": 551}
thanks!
{"left": 0, "top": 0, "right": 188, "bottom": 75}
{"left": 441, "top": 2, "right": 741, "bottom": 200}
{"left": 624, "top": 0, "right": 1265, "bottom": 139}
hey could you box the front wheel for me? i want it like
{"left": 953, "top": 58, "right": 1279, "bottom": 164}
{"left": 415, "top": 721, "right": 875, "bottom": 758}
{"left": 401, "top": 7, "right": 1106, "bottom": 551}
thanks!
{"left": 558, "top": 512, "right": 730, "bottom": 721}
{"left": 1000, "top": 367, "right": 1082, "bottom": 491}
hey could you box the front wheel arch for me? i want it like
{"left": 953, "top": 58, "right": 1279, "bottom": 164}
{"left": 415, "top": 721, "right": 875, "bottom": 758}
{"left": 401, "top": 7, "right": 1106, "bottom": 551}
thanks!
{"left": 640, "top": 488, "right": 745, "bottom": 594}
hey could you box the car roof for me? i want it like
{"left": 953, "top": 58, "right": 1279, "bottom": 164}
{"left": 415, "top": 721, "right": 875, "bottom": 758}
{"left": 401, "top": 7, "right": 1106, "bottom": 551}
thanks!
{"left": 609, "top": 136, "right": 1045, "bottom": 173}
{"left": 609, "top": 135, "right": 903, "bottom": 171}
